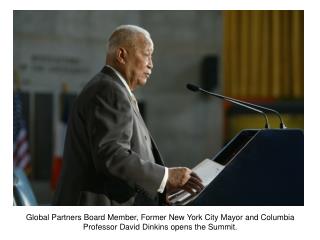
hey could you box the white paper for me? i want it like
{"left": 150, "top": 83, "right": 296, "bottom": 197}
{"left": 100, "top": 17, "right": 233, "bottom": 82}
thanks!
{"left": 168, "top": 159, "right": 224, "bottom": 205}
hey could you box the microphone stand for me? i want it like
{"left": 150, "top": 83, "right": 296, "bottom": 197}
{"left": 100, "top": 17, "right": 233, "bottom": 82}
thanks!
{"left": 187, "top": 84, "right": 270, "bottom": 129}
{"left": 200, "top": 88, "right": 270, "bottom": 129}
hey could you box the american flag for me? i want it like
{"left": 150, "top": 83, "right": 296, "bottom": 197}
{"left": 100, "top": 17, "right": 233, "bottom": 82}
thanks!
{"left": 13, "top": 91, "right": 30, "bottom": 169}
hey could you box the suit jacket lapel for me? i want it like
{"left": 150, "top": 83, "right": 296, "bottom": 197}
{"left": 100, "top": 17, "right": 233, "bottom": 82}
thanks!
{"left": 101, "top": 66, "right": 141, "bottom": 116}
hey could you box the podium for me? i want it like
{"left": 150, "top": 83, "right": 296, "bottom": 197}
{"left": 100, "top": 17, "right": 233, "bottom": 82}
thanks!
{"left": 189, "top": 129, "right": 304, "bottom": 206}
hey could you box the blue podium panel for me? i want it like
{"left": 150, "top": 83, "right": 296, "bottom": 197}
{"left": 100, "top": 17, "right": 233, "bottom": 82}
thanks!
{"left": 191, "top": 129, "right": 304, "bottom": 206}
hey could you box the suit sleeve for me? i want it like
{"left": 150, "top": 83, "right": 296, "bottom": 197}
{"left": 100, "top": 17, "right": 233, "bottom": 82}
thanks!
{"left": 87, "top": 81, "right": 165, "bottom": 199}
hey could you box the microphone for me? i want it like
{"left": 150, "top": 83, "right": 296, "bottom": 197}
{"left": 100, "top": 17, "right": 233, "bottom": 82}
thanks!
{"left": 186, "top": 84, "right": 286, "bottom": 129}
{"left": 186, "top": 84, "right": 270, "bottom": 129}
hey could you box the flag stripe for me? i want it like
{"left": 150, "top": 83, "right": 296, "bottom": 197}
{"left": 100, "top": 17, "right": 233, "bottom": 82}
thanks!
{"left": 15, "top": 150, "right": 29, "bottom": 167}
{"left": 16, "top": 140, "right": 28, "bottom": 158}
{"left": 13, "top": 91, "right": 31, "bottom": 170}
{"left": 18, "top": 154, "right": 30, "bottom": 169}
{"left": 15, "top": 130, "right": 27, "bottom": 148}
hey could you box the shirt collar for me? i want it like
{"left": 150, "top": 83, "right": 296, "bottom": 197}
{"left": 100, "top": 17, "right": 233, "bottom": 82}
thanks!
{"left": 106, "top": 65, "right": 133, "bottom": 97}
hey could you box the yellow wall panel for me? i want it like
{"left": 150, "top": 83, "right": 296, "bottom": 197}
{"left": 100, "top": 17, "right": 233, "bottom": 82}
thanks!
{"left": 223, "top": 10, "right": 304, "bottom": 100}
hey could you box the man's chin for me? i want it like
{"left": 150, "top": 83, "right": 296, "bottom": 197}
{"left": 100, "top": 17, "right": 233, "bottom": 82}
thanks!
{"left": 139, "top": 78, "right": 148, "bottom": 86}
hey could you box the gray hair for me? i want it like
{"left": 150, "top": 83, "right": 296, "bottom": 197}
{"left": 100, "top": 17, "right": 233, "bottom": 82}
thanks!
{"left": 107, "top": 25, "right": 152, "bottom": 55}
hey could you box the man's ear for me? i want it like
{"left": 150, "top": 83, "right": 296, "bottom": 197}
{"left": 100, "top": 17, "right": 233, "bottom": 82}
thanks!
{"left": 116, "top": 47, "right": 127, "bottom": 64}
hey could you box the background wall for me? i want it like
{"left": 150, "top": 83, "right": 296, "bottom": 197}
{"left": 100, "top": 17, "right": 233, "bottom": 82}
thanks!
{"left": 13, "top": 10, "right": 224, "bottom": 204}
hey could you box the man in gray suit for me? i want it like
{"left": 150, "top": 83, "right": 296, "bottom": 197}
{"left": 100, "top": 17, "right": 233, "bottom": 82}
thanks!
{"left": 53, "top": 25, "right": 203, "bottom": 206}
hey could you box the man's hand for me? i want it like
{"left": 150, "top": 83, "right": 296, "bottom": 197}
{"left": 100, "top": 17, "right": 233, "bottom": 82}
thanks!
{"left": 166, "top": 167, "right": 204, "bottom": 195}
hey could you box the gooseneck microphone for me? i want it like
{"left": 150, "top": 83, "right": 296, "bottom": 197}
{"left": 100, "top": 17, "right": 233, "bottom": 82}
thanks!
{"left": 186, "top": 83, "right": 271, "bottom": 129}
{"left": 186, "top": 84, "right": 286, "bottom": 129}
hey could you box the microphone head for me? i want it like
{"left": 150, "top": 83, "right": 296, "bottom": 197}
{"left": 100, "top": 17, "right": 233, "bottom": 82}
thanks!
{"left": 186, "top": 83, "right": 200, "bottom": 92}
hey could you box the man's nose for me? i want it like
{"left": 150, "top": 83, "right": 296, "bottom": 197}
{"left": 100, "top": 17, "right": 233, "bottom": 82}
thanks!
{"left": 147, "top": 57, "right": 153, "bottom": 69}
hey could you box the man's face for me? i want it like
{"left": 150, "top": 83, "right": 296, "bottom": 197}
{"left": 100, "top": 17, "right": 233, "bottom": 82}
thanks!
{"left": 124, "top": 35, "right": 154, "bottom": 90}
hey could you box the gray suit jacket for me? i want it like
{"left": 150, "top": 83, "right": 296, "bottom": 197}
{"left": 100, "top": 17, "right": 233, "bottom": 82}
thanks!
{"left": 53, "top": 66, "right": 166, "bottom": 205}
